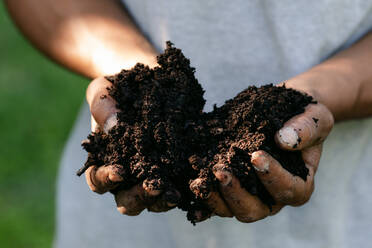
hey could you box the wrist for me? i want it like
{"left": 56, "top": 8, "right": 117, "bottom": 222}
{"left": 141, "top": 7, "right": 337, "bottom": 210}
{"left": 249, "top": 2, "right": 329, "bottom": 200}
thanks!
{"left": 284, "top": 65, "right": 355, "bottom": 121}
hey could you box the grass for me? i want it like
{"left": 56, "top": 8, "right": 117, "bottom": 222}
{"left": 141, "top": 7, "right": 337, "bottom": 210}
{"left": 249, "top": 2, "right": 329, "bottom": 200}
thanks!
{"left": 0, "top": 2, "right": 87, "bottom": 247}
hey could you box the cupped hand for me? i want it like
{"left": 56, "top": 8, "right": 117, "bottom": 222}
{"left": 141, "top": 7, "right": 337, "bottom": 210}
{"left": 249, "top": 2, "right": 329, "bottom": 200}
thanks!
{"left": 84, "top": 77, "right": 334, "bottom": 222}
{"left": 193, "top": 99, "right": 334, "bottom": 223}
{"left": 85, "top": 77, "right": 180, "bottom": 215}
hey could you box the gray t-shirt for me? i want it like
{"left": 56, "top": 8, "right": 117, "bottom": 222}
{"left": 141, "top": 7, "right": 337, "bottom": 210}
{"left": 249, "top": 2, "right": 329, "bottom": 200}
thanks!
{"left": 55, "top": 1, "right": 372, "bottom": 247}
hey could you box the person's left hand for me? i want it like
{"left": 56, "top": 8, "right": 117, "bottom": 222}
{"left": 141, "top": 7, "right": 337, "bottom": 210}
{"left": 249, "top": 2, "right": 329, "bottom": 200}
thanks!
{"left": 190, "top": 100, "right": 334, "bottom": 223}
{"left": 85, "top": 77, "right": 181, "bottom": 216}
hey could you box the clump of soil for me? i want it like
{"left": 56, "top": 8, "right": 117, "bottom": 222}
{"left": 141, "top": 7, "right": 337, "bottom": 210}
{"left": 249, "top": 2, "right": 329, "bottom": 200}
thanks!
{"left": 78, "top": 42, "right": 315, "bottom": 223}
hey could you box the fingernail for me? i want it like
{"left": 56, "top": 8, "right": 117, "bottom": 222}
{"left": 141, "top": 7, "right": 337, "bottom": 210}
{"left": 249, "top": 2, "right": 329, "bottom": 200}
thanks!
{"left": 189, "top": 178, "right": 211, "bottom": 199}
{"left": 278, "top": 126, "right": 298, "bottom": 148}
{"left": 108, "top": 165, "right": 124, "bottom": 183}
{"left": 117, "top": 206, "right": 127, "bottom": 215}
{"left": 189, "top": 178, "right": 202, "bottom": 193}
{"left": 108, "top": 171, "right": 123, "bottom": 183}
{"left": 142, "top": 178, "right": 164, "bottom": 196}
{"left": 251, "top": 152, "right": 270, "bottom": 173}
{"left": 117, "top": 206, "right": 141, "bottom": 216}
{"left": 104, "top": 113, "right": 118, "bottom": 133}
{"left": 143, "top": 184, "right": 162, "bottom": 197}
{"left": 213, "top": 164, "right": 232, "bottom": 186}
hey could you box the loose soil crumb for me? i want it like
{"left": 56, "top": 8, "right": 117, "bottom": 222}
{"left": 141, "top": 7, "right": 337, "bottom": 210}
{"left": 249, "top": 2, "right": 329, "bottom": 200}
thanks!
{"left": 78, "top": 42, "right": 315, "bottom": 223}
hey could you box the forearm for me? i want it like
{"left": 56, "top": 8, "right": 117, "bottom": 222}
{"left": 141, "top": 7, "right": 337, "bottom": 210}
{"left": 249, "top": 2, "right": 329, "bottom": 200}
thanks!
{"left": 286, "top": 32, "right": 372, "bottom": 121}
{"left": 5, "top": 0, "right": 157, "bottom": 79}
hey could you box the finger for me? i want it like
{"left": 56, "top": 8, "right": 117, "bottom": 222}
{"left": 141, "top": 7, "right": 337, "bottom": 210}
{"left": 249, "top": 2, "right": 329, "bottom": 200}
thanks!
{"left": 143, "top": 177, "right": 182, "bottom": 209}
{"left": 147, "top": 199, "right": 174, "bottom": 212}
{"left": 85, "top": 165, "right": 124, "bottom": 194}
{"left": 205, "top": 191, "right": 233, "bottom": 217}
{"left": 302, "top": 144, "right": 323, "bottom": 172}
{"left": 90, "top": 116, "right": 101, "bottom": 132}
{"left": 189, "top": 177, "right": 211, "bottom": 199}
{"left": 86, "top": 77, "right": 119, "bottom": 133}
{"left": 275, "top": 103, "right": 334, "bottom": 150}
{"left": 115, "top": 185, "right": 147, "bottom": 216}
{"left": 142, "top": 179, "right": 163, "bottom": 197}
{"left": 188, "top": 209, "right": 212, "bottom": 223}
{"left": 147, "top": 188, "right": 181, "bottom": 212}
{"left": 251, "top": 150, "right": 314, "bottom": 206}
{"left": 189, "top": 178, "right": 232, "bottom": 217}
{"left": 213, "top": 164, "right": 270, "bottom": 223}
{"left": 270, "top": 204, "right": 284, "bottom": 216}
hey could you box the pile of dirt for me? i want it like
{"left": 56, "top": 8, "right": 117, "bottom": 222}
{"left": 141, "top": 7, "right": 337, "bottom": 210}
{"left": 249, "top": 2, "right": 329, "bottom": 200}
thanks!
{"left": 78, "top": 42, "right": 315, "bottom": 223}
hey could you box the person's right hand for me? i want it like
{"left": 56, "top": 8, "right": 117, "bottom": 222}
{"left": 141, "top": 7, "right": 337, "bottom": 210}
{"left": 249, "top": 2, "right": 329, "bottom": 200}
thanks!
{"left": 85, "top": 77, "right": 181, "bottom": 215}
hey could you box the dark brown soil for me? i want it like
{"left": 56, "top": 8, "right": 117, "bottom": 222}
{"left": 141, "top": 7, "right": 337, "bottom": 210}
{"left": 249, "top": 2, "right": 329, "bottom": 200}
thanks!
{"left": 78, "top": 42, "right": 315, "bottom": 223}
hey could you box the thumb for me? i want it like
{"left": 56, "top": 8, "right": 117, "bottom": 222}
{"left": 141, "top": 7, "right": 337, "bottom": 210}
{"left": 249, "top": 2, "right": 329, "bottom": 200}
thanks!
{"left": 275, "top": 103, "right": 334, "bottom": 150}
{"left": 86, "top": 77, "right": 119, "bottom": 133}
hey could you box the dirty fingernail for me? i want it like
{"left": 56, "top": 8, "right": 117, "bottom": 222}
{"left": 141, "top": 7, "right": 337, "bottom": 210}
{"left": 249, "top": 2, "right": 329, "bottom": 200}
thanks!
{"left": 190, "top": 178, "right": 211, "bottom": 199}
{"left": 109, "top": 165, "right": 124, "bottom": 183}
{"left": 278, "top": 126, "right": 298, "bottom": 148}
{"left": 143, "top": 179, "right": 163, "bottom": 196}
{"left": 251, "top": 152, "right": 270, "bottom": 173}
{"left": 104, "top": 113, "right": 118, "bottom": 133}
{"left": 109, "top": 171, "right": 123, "bottom": 183}
{"left": 213, "top": 164, "right": 232, "bottom": 186}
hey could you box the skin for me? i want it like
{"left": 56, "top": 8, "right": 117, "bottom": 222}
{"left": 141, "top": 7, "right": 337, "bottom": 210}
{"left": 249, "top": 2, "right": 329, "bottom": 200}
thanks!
{"left": 5, "top": 0, "right": 372, "bottom": 223}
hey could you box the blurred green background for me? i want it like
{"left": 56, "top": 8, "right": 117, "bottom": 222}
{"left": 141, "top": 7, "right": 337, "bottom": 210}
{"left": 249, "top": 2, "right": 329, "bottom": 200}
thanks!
{"left": 0, "top": 2, "right": 86, "bottom": 247}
